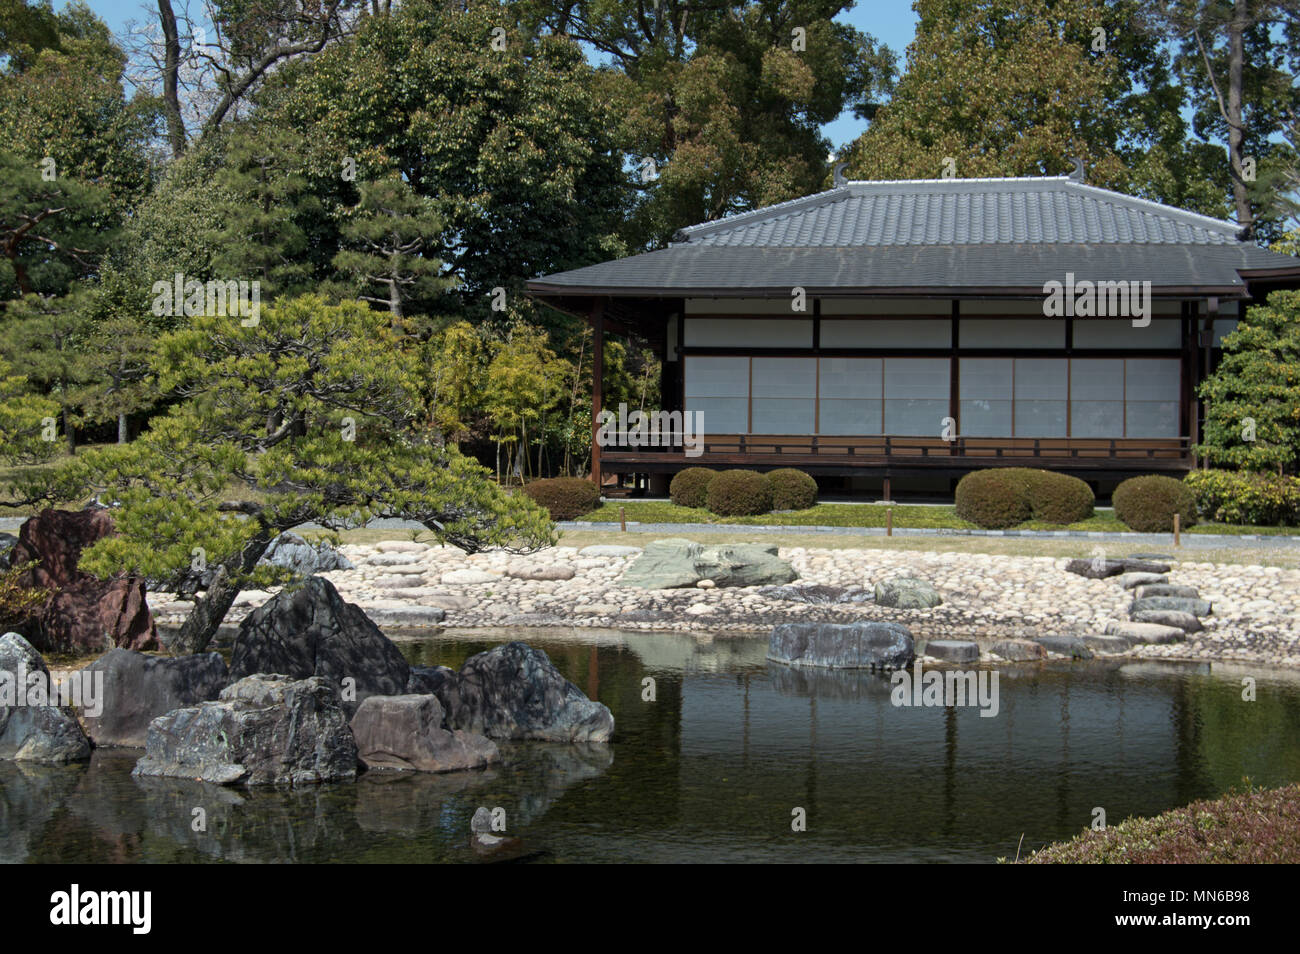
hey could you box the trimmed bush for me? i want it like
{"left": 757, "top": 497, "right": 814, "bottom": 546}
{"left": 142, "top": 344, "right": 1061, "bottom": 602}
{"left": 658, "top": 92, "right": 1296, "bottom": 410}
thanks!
{"left": 669, "top": 467, "right": 718, "bottom": 509}
{"left": 521, "top": 477, "right": 600, "bottom": 521}
{"left": 706, "top": 469, "right": 773, "bottom": 516}
{"left": 954, "top": 467, "right": 1094, "bottom": 529}
{"left": 766, "top": 468, "right": 818, "bottom": 510}
{"left": 1113, "top": 475, "right": 1198, "bottom": 532}
{"left": 1184, "top": 469, "right": 1300, "bottom": 526}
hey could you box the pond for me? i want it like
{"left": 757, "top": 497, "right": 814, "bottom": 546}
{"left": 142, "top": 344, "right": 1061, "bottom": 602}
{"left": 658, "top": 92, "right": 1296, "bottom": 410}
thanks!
{"left": 5, "top": 628, "right": 1300, "bottom": 863}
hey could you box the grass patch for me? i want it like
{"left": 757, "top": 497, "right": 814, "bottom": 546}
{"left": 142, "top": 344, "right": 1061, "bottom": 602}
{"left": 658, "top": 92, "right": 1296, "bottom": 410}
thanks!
{"left": 1018, "top": 783, "right": 1300, "bottom": 863}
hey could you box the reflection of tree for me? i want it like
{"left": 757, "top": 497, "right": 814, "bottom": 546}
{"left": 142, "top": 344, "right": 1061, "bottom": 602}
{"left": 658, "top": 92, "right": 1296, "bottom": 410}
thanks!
{"left": 1186, "top": 675, "right": 1300, "bottom": 793}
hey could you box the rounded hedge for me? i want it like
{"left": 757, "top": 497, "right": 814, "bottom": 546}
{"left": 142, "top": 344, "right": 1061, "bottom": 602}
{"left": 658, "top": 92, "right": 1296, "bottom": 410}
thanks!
{"left": 1183, "top": 469, "right": 1300, "bottom": 526}
{"left": 521, "top": 477, "right": 601, "bottom": 521}
{"left": 954, "top": 467, "right": 1094, "bottom": 529}
{"left": 669, "top": 467, "right": 718, "bottom": 508}
{"left": 766, "top": 468, "right": 818, "bottom": 511}
{"left": 1113, "top": 475, "right": 1198, "bottom": 532}
{"left": 706, "top": 469, "right": 773, "bottom": 516}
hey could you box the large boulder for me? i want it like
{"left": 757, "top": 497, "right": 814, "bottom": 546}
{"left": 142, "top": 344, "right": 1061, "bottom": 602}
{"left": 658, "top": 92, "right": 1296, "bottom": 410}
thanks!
{"left": 229, "top": 577, "right": 409, "bottom": 716}
{"left": 132, "top": 674, "right": 358, "bottom": 785}
{"left": 768, "top": 621, "right": 915, "bottom": 670}
{"left": 9, "top": 508, "right": 158, "bottom": 653}
{"left": 257, "top": 532, "right": 354, "bottom": 576}
{"left": 1130, "top": 596, "right": 1212, "bottom": 618}
{"left": 350, "top": 694, "right": 499, "bottom": 773}
{"left": 991, "top": 639, "right": 1047, "bottom": 661}
{"left": 620, "top": 538, "right": 797, "bottom": 589}
{"left": 80, "top": 649, "right": 228, "bottom": 748}
{"left": 421, "top": 642, "right": 614, "bottom": 742}
{"left": 1064, "top": 557, "right": 1171, "bottom": 579}
{"left": 0, "top": 632, "right": 90, "bottom": 762}
{"left": 874, "top": 577, "right": 943, "bottom": 609}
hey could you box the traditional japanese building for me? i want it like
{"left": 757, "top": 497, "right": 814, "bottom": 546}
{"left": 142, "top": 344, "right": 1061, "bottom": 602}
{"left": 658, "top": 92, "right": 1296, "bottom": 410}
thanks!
{"left": 527, "top": 170, "right": 1300, "bottom": 497}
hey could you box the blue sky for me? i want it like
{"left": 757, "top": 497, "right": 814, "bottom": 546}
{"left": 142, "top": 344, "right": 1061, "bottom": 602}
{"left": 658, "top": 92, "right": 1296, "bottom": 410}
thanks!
{"left": 75, "top": 0, "right": 921, "bottom": 150}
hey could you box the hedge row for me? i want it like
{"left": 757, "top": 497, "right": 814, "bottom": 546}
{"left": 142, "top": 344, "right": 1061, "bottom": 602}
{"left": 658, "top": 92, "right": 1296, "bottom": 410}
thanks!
{"left": 521, "top": 477, "right": 601, "bottom": 521}
{"left": 670, "top": 467, "right": 819, "bottom": 516}
{"left": 1184, "top": 469, "right": 1300, "bottom": 526}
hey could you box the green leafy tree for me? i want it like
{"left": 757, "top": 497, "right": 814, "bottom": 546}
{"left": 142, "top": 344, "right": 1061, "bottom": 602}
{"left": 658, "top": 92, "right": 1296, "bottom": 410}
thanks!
{"left": 0, "top": 357, "right": 59, "bottom": 464}
{"left": 1197, "top": 289, "right": 1300, "bottom": 473}
{"left": 483, "top": 323, "right": 566, "bottom": 482}
{"left": 332, "top": 173, "right": 452, "bottom": 327}
{"left": 9, "top": 295, "right": 554, "bottom": 654}
{"left": 425, "top": 320, "right": 486, "bottom": 448}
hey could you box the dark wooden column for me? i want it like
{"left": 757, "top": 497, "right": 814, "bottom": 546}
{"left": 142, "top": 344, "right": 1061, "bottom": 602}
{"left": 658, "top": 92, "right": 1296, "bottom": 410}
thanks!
{"left": 590, "top": 298, "right": 605, "bottom": 486}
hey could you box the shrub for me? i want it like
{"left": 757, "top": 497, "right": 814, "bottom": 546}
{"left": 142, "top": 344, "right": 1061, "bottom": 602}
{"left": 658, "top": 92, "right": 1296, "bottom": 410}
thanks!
{"left": 669, "top": 467, "right": 718, "bottom": 508}
{"left": 765, "top": 468, "right": 818, "bottom": 510}
{"left": 0, "top": 563, "right": 47, "bottom": 631}
{"left": 1184, "top": 469, "right": 1300, "bottom": 526}
{"left": 706, "top": 469, "right": 773, "bottom": 516}
{"left": 1112, "top": 475, "right": 1198, "bottom": 532}
{"left": 521, "top": 477, "right": 600, "bottom": 521}
{"left": 954, "top": 467, "right": 1093, "bottom": 529}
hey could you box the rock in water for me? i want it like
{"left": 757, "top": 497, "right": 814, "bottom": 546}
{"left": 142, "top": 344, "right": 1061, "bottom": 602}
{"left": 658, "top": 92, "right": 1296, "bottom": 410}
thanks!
{"left": 620, "top": 538, "right": 797, "bottom": 589}
{"left": 767, "top": 622, "right": 915, "bottom": 670}
{"left": 991, "top": 639, "right": 1047, "bottom": 661}
{"left": 80, "top": 648, "right": 228, "bottom": 748}
{"left": 924, "top": 639, "right": 979, "bottom": 662}
{"left": 258, "top": 532, "right": 354, "bottom": 576}
{"left": 0, "top": 632, "right": 90, "bottom": 762}
{"left": 423, "top": 642, "right": 614, "bottom": 742}
{"left": 229, "top": 576, "right": 409, "bottom": 716}
{"left": 1034, "top": 635, "right": 1095, "bottom": 659}
{"left": 874, "top": 577, "right": 943, "bottom": 609}
{"left": 132, "top": 674, "right": 358, "bottom": 785}
{"left": 350, "top": 694, "right": 498, "bottom": 773}
{"left": 9, "top": 507, "right": 158, "bottom": 653}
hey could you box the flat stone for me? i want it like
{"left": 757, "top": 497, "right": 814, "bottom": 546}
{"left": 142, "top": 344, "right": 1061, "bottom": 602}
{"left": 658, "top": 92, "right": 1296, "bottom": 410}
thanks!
{"left": 439, "top": 569, "right": 500, "bottom": 585}
{"left": 378, "top": 563, "right": 428, "bottom": 576}
{"left": 874, "top": 577, "right": 942, "bottom": 609}
{"left": 1104, "top": 620, "right": 1186, "bottom": 644}
{"left": 1034, "top": 635, "right": 1094, "bottom": 659}
{"left": 505, "top": 565, "right": 575, "bottom": 581}
{"left": 1130, "top": 596, "right": 1212, "bottom": 617}
{"left": 578, "top": 545, "right": 642, "bottom": 558}
{"left": 1134, "top": 584, "right": 1201, "bottom": 600}
{"left": 1131, "top": 610, "right": 1203, "bottom": 633}
{"left": 1082, "top": 634, "right": 1135, "bottom": 654}
{"left": 991, "top": 639, "right": 1047, "bottom": 661}
{"left": 375, "top": 541, "right": 429, "bottom": 553}
{"left": 923, "top": 639, "right": 980, "bottom": 663}
{"left": 621, "top": 538, "right": 797, "bottom": 589}
{"left": 767, "top": 621, "right": 915, "bottom": 670}
{"left": 1114, "top": 572, "right": 1168, "bottom": 590}
{"left": 367, "top": 552, "right": 421, "bottom": 566}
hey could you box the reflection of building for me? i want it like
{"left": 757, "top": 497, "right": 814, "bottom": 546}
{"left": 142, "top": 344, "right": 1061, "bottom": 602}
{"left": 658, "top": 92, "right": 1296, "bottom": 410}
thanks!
{"left": 529, "top": 173, "right": 1300, "bottom": 496}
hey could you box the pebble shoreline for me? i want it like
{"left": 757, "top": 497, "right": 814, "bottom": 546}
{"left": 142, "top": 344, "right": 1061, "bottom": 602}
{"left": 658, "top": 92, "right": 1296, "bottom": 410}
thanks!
{"left": 148, "top": 540, "right": 1300, "bottom": 669}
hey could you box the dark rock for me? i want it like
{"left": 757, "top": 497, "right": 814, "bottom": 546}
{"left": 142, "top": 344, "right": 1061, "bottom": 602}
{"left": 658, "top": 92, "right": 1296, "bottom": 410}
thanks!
{"left": 757, "top": 583, "right": 873, "bottom": 605}
{"left": 923, "top": 639, "right": 979, "bottom": 662}
{"left": 229, "top": 576, "right": 409, "bottom": 716}
{"left": 350, "top": 694, "right": 498, "bottom": 773}
{"left": 620, "top": 538, "right": 797, "bottom": 589}
{"left": 768, "top": 621, "right": 915, "bottom": 670}
{"left": 1064, "top": 557, "right": 1171, "bottom": 579}
{"left": 258, "top": 532, "right": 354, "bottom": 576}
{"left": 874, "top": 577, "right": 943, "bottom": 609}
{"left": 991, "top": 638, "right": 1048, "bottom": 661}
{"left": 1034, "top": 635, "right": 1094, "bottom": 659}
{"left": 132, "top": 674, "right": 358, "bottom": 786}
{"left": 1131, "top": 610, "right": 1203, "bottom": 633}
{"left": 424, "top": 642, "right": 614, "bottom": 742}
{"left": 9, "top": 508, "right": 158, "bottom": 653}
{"left": 0, "top": 532, "right": 17, "bottom": 570}
{"left": 406, "top": 665, "right": 453, "bottom": 695}
{"left": 0, "top": 632, "right": 90, "bottom": 762}
{"left": 80, "top": 649, "right": 228, "bottom": 748}
{"left": 1130, "top": 596, "right": 1212, "bottom": 618}
{"left": 1134, "top": 584, "right": 1200, "bottom": 600}
{"left": 1082, "top": 634, "right": 1135, "bottom": 654}
{"left": 1129, "top": 553, "right": 1174, "bottom": 561}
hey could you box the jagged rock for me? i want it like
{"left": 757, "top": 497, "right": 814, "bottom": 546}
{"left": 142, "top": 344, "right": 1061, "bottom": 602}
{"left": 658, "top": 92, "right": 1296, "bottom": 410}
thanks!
{"left": 1130, "top": 596, "right": 1212, "bottom": 618}
{"left": 350, "top": 694, "right": 498, "bottom": 773}
{"left": 1131, "top": 610, "right": 1203, "bottom": 633}
{"left": 1034, "top": 635, "right": 1094, "bottom": 659}
{"left": 132, "top": 674, "right": 358, "bottom": 786}
{"left": 9, "top": 508, "right": 157, "bottom": 653}
{"left": 768, "top": 621, "right": 914, "bottom": 670}
{"left": 1104, "top": 620, "right": 1186, "bottom": 644}
{"left": 0, "top": 632, "right": 90, "bottom": 762}
{"left": 258, "top": 532, "right": 354, "bottom": 576}
{"left": 419, "top": 642, "right": 614, "bottom": 742}
{"left": 991, "top": 639, "right": 1047, "bottom": 661}
{"left": 620, "top": 538, "right": 797, "bottom": 589}
{"left": 758, "top": 583, "right": 873, "bottom": 605}
{"left": 229, "top": 577, "right": 409, "bottom": 717}
{"left": 923, "top": 639, "right": 979, "bottom": 662}
{"left": 874, "top": 577, "right": 942, "bottom": 609}
{"left": 80, "top": 649, "right": 228, "bottom": 748}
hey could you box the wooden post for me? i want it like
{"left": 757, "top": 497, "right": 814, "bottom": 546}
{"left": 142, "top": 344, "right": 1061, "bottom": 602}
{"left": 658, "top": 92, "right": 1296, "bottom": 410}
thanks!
{"left": 1173, "top": 512, "right": 1181, "bottom": 547}
{"left": 619, "top": 506, "right": 626, "bottom": 532}
{"left": 887, "top": 507, "right": 893, "bottom": 537}
{"left": 590, "top": 300, "right": 605, "bottom": 488}
{"left": 882, "top": 476, "right": 892, "bottom": 503}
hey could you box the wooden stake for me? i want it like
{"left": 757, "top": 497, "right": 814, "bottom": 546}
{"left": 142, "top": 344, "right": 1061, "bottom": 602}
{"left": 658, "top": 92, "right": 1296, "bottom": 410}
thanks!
{"left": 887, "top": 507, "right": 893, "bottom": 537}
{"left": 620, "top": 506, "right": 626, "bottom": 532}
{"left": 1173, "top": 512, "right": 1180, "bottom": 547}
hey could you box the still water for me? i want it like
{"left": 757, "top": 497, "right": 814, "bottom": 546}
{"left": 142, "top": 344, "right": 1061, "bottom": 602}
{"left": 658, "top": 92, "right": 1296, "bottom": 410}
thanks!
{"left": 5, "top": 628, "right": 1300, "bottom": 863}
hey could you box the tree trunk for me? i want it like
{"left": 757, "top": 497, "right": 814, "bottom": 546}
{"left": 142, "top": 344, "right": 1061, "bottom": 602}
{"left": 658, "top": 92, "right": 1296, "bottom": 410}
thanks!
{"left": 117, "top": 411, "right": 128, "bottom": 444}
{"left": 169, "top": 527, "right": 273, "bottom": 654}
{"left": 156, "top": 0, "right": 187, "bottom": 158}
{"left": 62, "top": 407, "right": 75, "bottom": 456}
{"left": 1228, "top": 0, "right": 1251, "bottom": 235}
